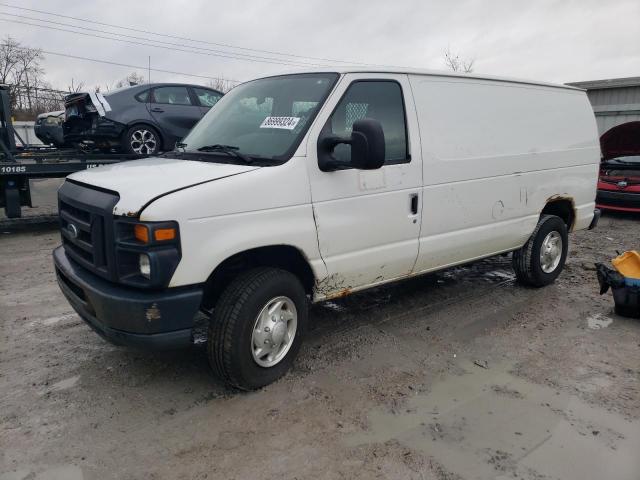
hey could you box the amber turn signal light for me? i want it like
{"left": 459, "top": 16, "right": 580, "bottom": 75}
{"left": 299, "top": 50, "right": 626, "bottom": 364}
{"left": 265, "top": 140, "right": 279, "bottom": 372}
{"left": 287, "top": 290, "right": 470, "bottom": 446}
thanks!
{"left": 134, "top": 224, "right": 149, "bottom": 243}
{"left": 154, "top": 228, "right": 176, "bottom": 242}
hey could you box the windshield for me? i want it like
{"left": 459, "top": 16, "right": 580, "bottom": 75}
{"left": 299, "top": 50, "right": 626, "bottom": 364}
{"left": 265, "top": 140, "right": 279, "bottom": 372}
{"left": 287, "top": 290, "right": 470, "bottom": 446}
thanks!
{"left": 178, "top": 73, "right": 338, "bottom": 163}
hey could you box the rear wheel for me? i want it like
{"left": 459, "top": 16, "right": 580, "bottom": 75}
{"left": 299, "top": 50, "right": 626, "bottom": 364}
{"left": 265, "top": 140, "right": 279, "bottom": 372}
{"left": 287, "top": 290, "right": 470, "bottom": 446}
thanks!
{"left": 512, "top": 214, "right": 568, "bottom": 287}
{"left": 122, "top": 124, "right": 160, "bottom": 155}
{"left": 207, "top": 267, "right": 308, "bottom": 390}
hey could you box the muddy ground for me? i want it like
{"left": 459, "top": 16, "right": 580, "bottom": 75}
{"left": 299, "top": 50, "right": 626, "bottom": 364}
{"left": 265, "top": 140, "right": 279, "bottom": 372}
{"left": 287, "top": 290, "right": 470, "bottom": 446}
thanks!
{"left": 1, "top": 208, "right": 639, "bottom": 480}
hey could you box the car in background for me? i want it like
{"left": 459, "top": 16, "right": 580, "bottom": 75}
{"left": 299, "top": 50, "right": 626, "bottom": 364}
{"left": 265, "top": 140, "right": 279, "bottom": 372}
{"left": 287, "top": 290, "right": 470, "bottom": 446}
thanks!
{"left": 596, "top": 155, "right": 640, "bottom": 212}
{"left": 34, "top": 110, "right": 67, "bottom": 147}
{"left": 63, "top": 83, "right": 223, "bottom": 154}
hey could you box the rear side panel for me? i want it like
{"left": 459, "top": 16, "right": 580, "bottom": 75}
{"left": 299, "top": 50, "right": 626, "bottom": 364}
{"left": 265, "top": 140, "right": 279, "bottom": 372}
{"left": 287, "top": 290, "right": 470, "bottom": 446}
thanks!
{"left": 409, "top": 75, "right": 599, "bottom": 273}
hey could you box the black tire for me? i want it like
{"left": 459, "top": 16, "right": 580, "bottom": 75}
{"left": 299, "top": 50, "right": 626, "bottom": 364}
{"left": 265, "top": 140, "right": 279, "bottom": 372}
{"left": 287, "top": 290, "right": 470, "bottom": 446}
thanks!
{"left": 512, "top": 214, "right": 568, "bottom": 287}
{"left": 121, "top": 124, "right": 160, "bottom": 155}
{"left": 207, "top": 267, "right": 308, "bottom": 390}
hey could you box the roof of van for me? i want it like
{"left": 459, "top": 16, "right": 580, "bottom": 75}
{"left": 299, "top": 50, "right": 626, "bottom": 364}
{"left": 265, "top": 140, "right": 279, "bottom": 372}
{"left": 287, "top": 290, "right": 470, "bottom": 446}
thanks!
{"left": 259, "top": 67, "right": 582, "bottom": 91}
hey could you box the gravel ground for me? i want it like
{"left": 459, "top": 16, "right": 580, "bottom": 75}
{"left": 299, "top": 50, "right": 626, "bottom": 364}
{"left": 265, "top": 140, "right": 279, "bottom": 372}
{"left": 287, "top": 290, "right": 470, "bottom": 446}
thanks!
{"left": 1, "top": 212, "right": 639, "bottom": 480}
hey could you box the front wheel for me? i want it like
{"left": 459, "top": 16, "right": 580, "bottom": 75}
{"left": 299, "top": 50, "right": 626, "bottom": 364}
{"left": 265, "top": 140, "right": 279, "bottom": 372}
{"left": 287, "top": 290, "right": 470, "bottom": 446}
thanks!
{"left": 207, "top": 268, "right": 308, "bottom": 390}
{"left": 512, "top": 214, "right": 568, "bottom": 287}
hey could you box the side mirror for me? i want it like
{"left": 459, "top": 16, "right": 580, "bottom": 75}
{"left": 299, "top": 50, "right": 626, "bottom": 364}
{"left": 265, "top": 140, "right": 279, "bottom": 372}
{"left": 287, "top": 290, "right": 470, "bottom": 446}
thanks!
{"left": 350, "top": 118, "right": 385, "bottom": 170}
{"left": 318, "top": 118, "right": 385, "bottom": 171}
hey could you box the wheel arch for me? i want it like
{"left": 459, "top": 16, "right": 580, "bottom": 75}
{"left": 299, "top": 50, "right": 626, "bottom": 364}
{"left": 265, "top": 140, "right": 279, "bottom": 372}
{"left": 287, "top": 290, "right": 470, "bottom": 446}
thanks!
{"left": 200, "top": 245, "right": 317, "bottom": 311}
{"left": 540, "top": 196, "right": 576, "bottom": 231}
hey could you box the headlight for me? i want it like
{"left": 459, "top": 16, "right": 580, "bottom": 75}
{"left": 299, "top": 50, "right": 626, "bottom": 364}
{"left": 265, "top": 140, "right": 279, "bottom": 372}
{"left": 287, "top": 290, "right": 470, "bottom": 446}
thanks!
{"left": 115, "top": 220, "right": 181, "bottom": 288}
{"left": 139, "top": 254, "right": 151, "bottom": 278}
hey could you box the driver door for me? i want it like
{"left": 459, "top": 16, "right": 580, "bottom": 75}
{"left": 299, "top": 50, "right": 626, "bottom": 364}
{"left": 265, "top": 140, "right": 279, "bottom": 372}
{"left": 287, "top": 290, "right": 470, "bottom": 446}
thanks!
{"left": 305, "top": 74, "right": 423, "bottom": 296}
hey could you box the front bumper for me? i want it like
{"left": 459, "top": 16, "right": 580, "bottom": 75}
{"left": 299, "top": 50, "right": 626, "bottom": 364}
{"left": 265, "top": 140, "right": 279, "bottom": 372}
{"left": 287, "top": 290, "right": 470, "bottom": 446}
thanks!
{"left": 596, "top": 189, "right": 640, "bottom": 213}
{"left": 53, "top": 246, "right": 203, "bottom": 349}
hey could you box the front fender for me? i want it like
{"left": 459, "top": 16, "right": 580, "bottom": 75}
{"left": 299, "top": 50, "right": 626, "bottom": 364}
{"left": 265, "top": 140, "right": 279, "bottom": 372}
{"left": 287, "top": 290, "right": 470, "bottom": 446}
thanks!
{"left": 138, "top": 158, "right": 325, "bottom": 287}
{"left": 166, "top": 204, "right": 326, "bottom": 287}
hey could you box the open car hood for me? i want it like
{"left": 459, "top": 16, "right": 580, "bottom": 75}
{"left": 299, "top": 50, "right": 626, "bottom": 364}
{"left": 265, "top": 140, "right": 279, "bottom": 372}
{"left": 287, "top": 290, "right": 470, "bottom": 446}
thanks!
{"left": 68, "top": 157, "right": 259, "bottom": 216}
{"left": 600, "top": 122, "right": 640, "bottom": 160}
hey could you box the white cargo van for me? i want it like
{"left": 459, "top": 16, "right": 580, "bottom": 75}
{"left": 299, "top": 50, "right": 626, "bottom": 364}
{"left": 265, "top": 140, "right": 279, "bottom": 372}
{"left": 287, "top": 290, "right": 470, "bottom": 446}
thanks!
{"left": 54, "top": 68, "right": 600, "bottom": 389}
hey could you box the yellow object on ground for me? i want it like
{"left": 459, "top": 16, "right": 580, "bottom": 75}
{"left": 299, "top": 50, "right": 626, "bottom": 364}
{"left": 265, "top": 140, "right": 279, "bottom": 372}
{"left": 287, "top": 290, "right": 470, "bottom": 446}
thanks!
{"left": 612, "top": 251, "right": 640, "bottom": 279}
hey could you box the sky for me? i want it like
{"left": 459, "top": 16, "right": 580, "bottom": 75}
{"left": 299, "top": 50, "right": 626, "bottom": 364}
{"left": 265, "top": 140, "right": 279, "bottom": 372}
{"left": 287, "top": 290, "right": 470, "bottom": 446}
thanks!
{"left": 0, "top": 0, "right": 638, "bottom": 91}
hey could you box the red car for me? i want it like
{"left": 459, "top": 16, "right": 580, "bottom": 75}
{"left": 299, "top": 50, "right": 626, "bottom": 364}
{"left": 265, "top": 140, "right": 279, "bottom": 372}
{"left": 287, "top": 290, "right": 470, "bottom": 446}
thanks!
{"left": 597, "top": 155, "right": 640, "bottom": 212}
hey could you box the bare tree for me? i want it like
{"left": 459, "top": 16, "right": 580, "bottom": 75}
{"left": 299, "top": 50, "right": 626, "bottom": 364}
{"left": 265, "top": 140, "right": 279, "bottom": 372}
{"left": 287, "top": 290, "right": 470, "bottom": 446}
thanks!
{"left": 0, "top": 36, "right": 22, "bottom": 85}
{"left": 67, "top": 78, "right": 85, "bottom": 93}
{"left": 114, "top": 71, "right": 146, "bottom": 89}
{"left": 13, "top": 42, "right": 45, "bottom": 107}
{"left": 0, "top": 36, "right": 50, "bottom": 115}
{"left": 207, "top": 77, "right": 236, "bottom": 93}
{"left": 443, "top": 46, "right": 475, "bottom": 73}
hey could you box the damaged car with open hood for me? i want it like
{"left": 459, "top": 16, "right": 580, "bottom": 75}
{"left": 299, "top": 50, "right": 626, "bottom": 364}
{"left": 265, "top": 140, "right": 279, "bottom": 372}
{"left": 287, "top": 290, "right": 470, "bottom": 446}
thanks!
{"left": 63, "top": 83, "right": 223, "bottom": 154}
{"left": 53, "top": 69, "right": 600, "bottom": 390}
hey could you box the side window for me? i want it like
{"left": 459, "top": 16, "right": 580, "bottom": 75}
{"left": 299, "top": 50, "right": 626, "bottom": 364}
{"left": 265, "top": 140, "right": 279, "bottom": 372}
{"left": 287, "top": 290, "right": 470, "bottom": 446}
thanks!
{"left": 327, "top": 81, "right": 408, "bottom": 165}
{"left": 135, "top": 89, "right": 150, "bottom": 102}
{"left": 193, "top": 87, "right": 222, "bottom": 108}
{"left": 152, "top": 86, "right": 192, "bottom": 105}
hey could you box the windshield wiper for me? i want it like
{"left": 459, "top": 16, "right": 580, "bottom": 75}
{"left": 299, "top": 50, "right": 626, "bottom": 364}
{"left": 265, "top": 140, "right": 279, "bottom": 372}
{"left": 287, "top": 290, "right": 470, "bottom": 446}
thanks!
{"left": 197, "top": 144, "right": 253, "bottom": 164}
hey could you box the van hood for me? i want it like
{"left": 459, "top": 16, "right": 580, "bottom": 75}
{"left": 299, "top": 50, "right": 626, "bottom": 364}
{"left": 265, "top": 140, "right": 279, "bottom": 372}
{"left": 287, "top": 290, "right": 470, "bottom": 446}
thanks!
{"left": 68, "top": 157, "right": 259, "bottom": 216}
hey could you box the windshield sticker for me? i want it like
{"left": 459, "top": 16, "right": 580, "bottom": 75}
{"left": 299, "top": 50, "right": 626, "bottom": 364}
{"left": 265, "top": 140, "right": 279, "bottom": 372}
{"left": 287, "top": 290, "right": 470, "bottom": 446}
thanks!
{"left": 260, "top": 116, "right": 300, "bottom": 130}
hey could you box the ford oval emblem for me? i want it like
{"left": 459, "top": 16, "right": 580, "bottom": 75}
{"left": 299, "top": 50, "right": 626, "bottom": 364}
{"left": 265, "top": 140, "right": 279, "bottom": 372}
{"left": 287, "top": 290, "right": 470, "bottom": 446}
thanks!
{"left": 67, "top": 223, "right": 79, "bottom": 239}
{"left": 617, "top": 180, "right": 628, "bottom": 189}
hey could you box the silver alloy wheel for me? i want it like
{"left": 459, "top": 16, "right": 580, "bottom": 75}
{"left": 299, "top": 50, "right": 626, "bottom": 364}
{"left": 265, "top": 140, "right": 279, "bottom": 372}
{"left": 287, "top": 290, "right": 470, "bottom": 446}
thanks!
{"left": 540, "top": 231, "right": 562, "bottom": 273}
{"left": 251, "top": 296, "right": 297, "bottom": 368}
{"left": 130, "top": 129, "right": 157, "bottom": 154}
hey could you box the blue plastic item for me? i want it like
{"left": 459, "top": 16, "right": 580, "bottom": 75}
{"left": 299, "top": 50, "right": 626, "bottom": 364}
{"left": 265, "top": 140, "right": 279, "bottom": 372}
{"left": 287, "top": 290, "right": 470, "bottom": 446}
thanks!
{"left": 624, "top": 277, "right": 640, "bottom": 287}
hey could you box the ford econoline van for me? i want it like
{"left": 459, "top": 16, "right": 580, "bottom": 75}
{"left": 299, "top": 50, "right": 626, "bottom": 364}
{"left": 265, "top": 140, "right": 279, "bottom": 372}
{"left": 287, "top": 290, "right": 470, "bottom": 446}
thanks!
{"left": 53, "top": 68, "right": 600, "bottom": 389}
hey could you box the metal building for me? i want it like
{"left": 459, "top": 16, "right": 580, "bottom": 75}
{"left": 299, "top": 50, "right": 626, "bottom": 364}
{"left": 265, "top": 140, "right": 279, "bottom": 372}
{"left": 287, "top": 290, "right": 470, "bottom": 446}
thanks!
{"left": 567, "top": 77, "right": 640, "bottom": 159}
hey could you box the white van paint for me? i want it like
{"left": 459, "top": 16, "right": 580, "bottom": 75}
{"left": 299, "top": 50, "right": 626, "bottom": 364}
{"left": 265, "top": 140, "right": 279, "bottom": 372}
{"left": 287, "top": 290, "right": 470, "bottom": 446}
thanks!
{"left": 69, "top": 68, "right": 599, "bottom": 300}
{"left": 409, "top": 74, "right": 599, "bottom": 275}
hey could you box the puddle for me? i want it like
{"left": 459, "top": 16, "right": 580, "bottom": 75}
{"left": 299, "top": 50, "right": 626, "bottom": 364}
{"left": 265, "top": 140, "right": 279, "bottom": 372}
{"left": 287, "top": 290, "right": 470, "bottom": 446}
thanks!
{"left": 587, "top": 313, "right": 613, "bottom": 330}
{"left": 321, "top": 301, "right": 348, "bottom": 312}
{"left": 346, "top": 360, "right": 640, "bottom": 480}
{"left": 48, "top": 375, "right": 80, "bottom": 392}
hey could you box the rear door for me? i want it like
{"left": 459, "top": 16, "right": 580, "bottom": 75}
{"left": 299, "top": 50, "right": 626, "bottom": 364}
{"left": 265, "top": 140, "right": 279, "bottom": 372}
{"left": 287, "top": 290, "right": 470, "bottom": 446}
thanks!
{"left": 192, "top": 87, "right": 223, "bottom": 117}
{"left": 148, "top": 85, "right": 202, "bottom": 143}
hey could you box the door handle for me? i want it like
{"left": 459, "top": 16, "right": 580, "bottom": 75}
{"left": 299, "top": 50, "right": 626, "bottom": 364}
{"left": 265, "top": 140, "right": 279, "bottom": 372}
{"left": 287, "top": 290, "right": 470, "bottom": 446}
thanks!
{"left": 150, "top": 107, "right": 164, "bottom": 113}
{"left": 410, "top": 193, "right": 419, "bottom": 215}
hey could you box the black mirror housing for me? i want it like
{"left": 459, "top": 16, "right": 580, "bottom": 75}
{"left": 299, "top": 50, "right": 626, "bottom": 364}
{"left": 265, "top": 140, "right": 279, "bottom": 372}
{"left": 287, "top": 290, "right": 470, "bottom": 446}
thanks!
{"left": 317, "top": 118, "right": 385, "bottom": 172}
{"left": 350, "top": 118, "right": 385, "bottom": 170}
